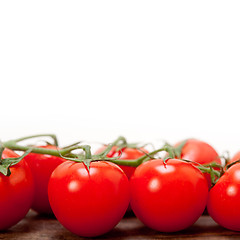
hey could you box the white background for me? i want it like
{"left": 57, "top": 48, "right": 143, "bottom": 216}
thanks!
{"left": 0, "top": 1, "right": 240, "bottom": 157}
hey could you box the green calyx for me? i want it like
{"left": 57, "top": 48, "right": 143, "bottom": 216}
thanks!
{"left": 0, "top": 135, "right": 188, "bottom": 176}
{"left": 0, "top": 143, "right": 32, "bottom": 176}
{"left": 196, "top": 162, "right": 223, "bottom": 187}
{"left": 4, "top": 134, "right": 224, "bottom": 183}
{"left": 1, "top": 135, "right": 133, "bottom": 175}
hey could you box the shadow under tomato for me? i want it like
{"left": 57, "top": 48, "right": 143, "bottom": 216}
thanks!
{"left": 2, "top": 211, "right": 240, "bottom": 240}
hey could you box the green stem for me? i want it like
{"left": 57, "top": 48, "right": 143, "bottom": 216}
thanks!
{"left": 107, "top": 158, "right": 140, "bottom": 167}
{"left": 2, "top": 136, "right": 166, "bottom": 168}
{"left": 78, "top": 145, "right": 92, "bottom": 159}
{"left": 97, "top": 136, "right": 127, "bottom": 157}
{"left": 197, "top": 165, "right": 221, "bottom": 178}
{"left": 106, "top": 147, "right": 166, "bottom": 167}
{"left": 3, "top": 140, "right": 76, "bottom": 158}
{"left": 14, "top": 134, "right": 59, "bottom": 146}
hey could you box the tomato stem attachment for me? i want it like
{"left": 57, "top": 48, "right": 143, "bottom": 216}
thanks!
{"left": 105, "top": 146, "right": 169, "bottom": 167}
{"left": 0, "top": 147, "right": 33, "bottom": 176}
{"left": 0, "top": 135, "right": 199, "bottom": 177}
{"left": 197, "top": 163, "right": 222, "bottom": 187}
{"left": 97, "top": 136, "right": 127, "bottom": 157}
{"left": 3, "top": 135, "right": 96, "bottom": 172}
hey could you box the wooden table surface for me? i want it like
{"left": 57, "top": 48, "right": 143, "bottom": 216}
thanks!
{"left": 1, "top": 211, "right": 240, "bottom": 240}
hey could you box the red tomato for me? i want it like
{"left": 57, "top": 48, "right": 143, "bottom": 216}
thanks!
{"left": 0, "top": 149, "right": 34, "bottom": 230}
{"left": 24, "top": 145, "right": 65, "bottom": 214}
{"left": 95, "top": 146, "right": 147, "bottom": 179}
{"left": 229, "top": 151, "right": 240, "bottom": 164}
{"left": 48, "top": 161, "right": 130, "bottom": 237}
{"left": 130, "top": 158, "right": 208, "bottom": 232}
{"left": 175, "top": 139, "right": 221, "bottom": 187}
{"left": 207, "top": 163, "right": 240, "bottom": 231}
{"left": 177, "top": 139, "right": 220, "bottom": 165}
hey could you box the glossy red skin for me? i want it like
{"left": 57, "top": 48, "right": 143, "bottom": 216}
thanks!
{"left": 95, "top": 146, "right": 147, "bottom": 179}
{"left": 24, "top": 145, "right": 65, "bottom": 214}
{"left": 178, "top": 139, "right": 220, "bottom": 165}
{"left": 207, "top": 163, "right": 240, "bottom": 231}
{"left": 130, "top": 159, "right": 208, "bottom": 232}
{"left": 48, "top": 161, "right": 130, "bottom": 237}
{"left": 176, "top": 139, "right": 221, "bottom": 187}
{"left": 229, "top": 151, "right": 240, "bottom": 164}
{"left": 0, "top": 149, "right": 34, "bottom": 230}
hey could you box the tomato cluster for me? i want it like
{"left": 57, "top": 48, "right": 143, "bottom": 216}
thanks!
{"left": 1, "top": 136, "right": 240, "bottom": 237}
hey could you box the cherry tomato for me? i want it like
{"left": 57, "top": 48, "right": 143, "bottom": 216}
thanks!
{"left": 0, "top": 149, "right": 34, "bottom": 230}
{"left": 48, "top": 161, "right": 130, "bottom": 237}
{"left": 24, "top": 145, "right": 65, "bottom": 214}
{"left": 229, "top": 151, "right": 240, "bottom": 164}
{"left": 95, "top": 146, "right": 147, "bottom": 179}
{"left": 175, "top": 139, "right": 221, "bottom": 187}
{"left": 130, "top": 158, "right": 208, "bottom": 232}
{"left": 176, "top": 139, "right": 220, "bottom": 165}
{"left": 207, "top": 163, "right": 240, "bottom": 231}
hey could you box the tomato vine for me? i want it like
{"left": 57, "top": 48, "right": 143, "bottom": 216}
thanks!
{"left": 1, "top": 134, "right": 223, "bottom": 183}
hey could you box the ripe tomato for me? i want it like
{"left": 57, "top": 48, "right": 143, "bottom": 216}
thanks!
{"left": 95, "top": 146, "right": 147, "bottom": 179}
{"left": 175, "top": 139, "right": 221, "bottom": 187}
{"left": 130, "top": 158, "right": 208, "bottom": 232}
{"left": 0, "top": 149, "right": 34, "bottom": 230}
{"left": 228, "top": 151, "right": 240, "bottom": 164}
{"left": 207, "top": 163, "right": 240, "bottom": 231}
{"left": 176, "top": 139, "right": 220, "bottom": 165}
{"left": 24, "top": 145, "right": 65, "bottom": 214}
{"left": 48, "top": 161, "right": 130, "bottom": 237}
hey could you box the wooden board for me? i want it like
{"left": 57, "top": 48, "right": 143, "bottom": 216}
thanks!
{"left": 1, "top": 211, "right": 240, "bottom": 240}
